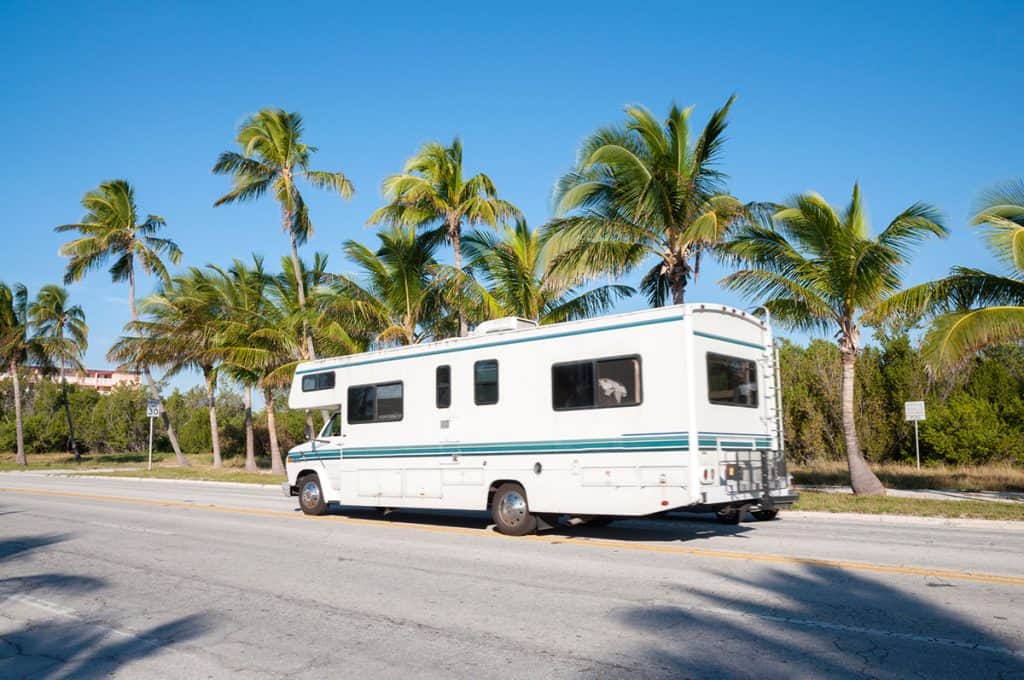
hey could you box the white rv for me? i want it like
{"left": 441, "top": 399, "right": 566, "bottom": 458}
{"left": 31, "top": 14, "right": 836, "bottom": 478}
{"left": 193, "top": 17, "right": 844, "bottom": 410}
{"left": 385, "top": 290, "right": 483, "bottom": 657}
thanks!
{"left": 283, "top": 304, "right": 797, "bottom": 534}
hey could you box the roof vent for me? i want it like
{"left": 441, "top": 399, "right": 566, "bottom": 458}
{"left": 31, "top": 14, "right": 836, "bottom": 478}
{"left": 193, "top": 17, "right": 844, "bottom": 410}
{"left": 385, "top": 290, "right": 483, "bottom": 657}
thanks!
{"left": 471, "top": 317, "right": 538, "bottom": 336}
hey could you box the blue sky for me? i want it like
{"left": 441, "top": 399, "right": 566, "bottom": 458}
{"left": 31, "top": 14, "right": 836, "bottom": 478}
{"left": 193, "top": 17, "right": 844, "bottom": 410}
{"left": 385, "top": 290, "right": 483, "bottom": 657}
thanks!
{"left": 1, "top": 1, "right": 1021, "bottom": 392}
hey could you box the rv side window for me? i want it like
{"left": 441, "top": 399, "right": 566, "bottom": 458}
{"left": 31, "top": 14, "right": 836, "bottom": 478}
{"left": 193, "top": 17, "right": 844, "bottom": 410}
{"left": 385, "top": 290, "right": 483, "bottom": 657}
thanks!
{"left": 301, "top": 371, "right": 335, "bottom": 392}
{"left": 552, "top": 356, "right": 641, "bottom": 410}
{"left": 707, "top": 353, "right": 758, "bottom": 407}
{"left": 474, "top": 360, "right": 499, "bottom": 405}
{"left": 347, "top": 382, "right": 404, "bottom": 423}
{"left": 436, "top": 365, "right": 451, "bottom": 409}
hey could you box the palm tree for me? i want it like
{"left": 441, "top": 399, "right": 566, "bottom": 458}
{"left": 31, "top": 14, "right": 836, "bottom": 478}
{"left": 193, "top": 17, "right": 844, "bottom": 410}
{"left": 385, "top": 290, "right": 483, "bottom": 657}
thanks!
{"left": 109, "top": 270, "right": 227, "bottom": 466}
{"left": 544, "top": 96, "right": 751, "bottom": 306}
{"left": 0, "top": 283, "right": 44, "bottom": 465}
{"left": 217, "top": 257, "right": 341, "bottom": 475}
{"left": 55, "top": 179, "right": 188, "bottom": 465}
{"left": 213, "top": 108, "right": 354, "bottom": 360}
{"left": 870, "top": 179, "right": 1024, "bottom": 371}
{"left": 208, "top": 257, "right": 275, "bottom": 472}
{"left": 367, "top": 137, "right": 521, "bottom": 336}
{"left": 722, "top": 184, "right": 946, "bottom": 495}
{"left": 29, "top": 285, "right": 88, "bottom": 461}
{"left": 333, "top": 227, "right": 449, "bottom": 346}
{"left": 460, "top": 219, "right": 634, "bottom": 324}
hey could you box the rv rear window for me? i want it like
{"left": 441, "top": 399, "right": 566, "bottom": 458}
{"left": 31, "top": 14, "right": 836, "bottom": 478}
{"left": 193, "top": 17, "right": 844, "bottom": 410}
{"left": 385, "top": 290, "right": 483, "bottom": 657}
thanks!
{"left": 474, "top": 360, "right": 498, "bottom": 405}
{"left": 347, "top": 382, "right": 404, "bottom": 423}
{"left": 301, "top": 371, "right": 335, "bottom": 392}
{"left": 707, "top": 353, "right": 758, "bottom": 407}
{"left": 552, "top": 356, "right": 641, "bottom": 411}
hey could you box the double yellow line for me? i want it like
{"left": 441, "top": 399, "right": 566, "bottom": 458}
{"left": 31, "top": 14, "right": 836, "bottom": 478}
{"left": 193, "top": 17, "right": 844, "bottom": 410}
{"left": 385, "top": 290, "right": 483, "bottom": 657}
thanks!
{"left": 4, "top": 486, "right": 1023, "bottom": 587}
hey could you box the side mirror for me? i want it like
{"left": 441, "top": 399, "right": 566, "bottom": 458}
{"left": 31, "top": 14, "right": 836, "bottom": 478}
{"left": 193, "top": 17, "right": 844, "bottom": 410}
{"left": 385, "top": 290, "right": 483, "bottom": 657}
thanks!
{"left": 303, "top": 424, "right": 314, "bottom": 440}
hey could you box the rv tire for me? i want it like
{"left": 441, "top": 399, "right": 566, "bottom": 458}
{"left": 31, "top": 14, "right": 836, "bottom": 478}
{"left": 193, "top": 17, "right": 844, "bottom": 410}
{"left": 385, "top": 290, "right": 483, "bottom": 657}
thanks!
{"left": 716, "top": 506, "right": 747, "bottom": 525}
{"left": 297, "top": 474, "right": 328, "bottom": 516}
{"left": 491, "top": 483, "right": 538, "bottom": 536}
{"left": 752, "top": 509, "right": 779, "bottom": 521}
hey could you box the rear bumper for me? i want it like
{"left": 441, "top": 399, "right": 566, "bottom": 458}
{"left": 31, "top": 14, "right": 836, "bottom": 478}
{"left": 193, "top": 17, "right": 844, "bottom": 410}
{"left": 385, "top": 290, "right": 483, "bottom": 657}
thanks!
{"left": 677, "top": 491, "right": 799, "bottom": 515}
{"left": 281, "top": 481, "right": 294, "bottom": 498}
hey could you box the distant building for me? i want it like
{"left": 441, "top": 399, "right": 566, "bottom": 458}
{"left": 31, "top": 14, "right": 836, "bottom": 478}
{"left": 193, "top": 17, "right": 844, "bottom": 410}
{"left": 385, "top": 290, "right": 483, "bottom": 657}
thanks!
{"left": 65, "top": 368, "right": 143, "bottom": 393}
{"left": 9, "top": 367, "right": 144, "bottom": 394}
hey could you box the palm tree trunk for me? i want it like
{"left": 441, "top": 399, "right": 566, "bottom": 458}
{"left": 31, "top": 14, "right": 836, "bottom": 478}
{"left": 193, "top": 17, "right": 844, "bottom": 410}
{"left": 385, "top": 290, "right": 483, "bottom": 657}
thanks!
{"left": 10, "top": 361, "right": 26, "bottom": 466}
{"left": 285, "top": 206, "right": 317, "bottom": 361}
{"left": 205, "top": 370, "right": 222, "bottom": 468}
{"left": 452, "top": 222, "right": 468, "bottom": 337}
{"left": 128, "top": 266, "right": 188, "bottom": 466}
{"left": 60, "top": 372, "right": 80, "bottom": 462}
{"left": 264, "top": 386, "right": 284, "bottom": 475}
{"left": 243, "top": 384, "right": 256, "bottom": 472}
{"left": 668, "top": 256, "right": 689, "bottom": 306}
{"left": 840, "top": 348, "right": 885, "bottom": 496}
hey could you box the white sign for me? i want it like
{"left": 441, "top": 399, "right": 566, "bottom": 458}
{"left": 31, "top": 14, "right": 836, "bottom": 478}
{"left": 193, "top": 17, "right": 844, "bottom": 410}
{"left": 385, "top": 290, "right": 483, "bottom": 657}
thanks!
{"left": 904, "top": 401, "right": 926, "bottom": 422}
{"left": 146, "top": 399, "right": 161, "bottom": 418}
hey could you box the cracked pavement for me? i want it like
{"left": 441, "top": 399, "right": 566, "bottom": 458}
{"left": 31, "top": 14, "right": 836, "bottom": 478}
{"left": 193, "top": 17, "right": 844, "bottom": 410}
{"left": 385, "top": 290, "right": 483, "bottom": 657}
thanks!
{"left": 1, "top": 473, "right": 1023, "bottom": 678}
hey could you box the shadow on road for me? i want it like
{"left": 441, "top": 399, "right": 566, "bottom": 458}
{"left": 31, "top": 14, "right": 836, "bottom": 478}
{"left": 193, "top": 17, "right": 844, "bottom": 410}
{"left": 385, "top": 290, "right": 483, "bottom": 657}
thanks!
{"left": 1, "top": 612, "right": 217, "bottom": 680}
{"left": 615, "top": 564, "right": 1024, "bottom": 678}
{"left": 0, "top": 532, "right": 218, "bottom": 679}
{"left": 320, "top": 505, "right": 756, "bottom": 543}
{"left": 0, "top": 534, "right": 74, "bottom": 566}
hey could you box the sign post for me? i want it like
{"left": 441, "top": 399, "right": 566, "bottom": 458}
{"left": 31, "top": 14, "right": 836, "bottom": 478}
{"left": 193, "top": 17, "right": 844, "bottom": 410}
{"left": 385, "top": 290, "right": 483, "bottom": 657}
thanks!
{"left": 146, "top": 399, "right": 160, "bottom": 471}
{"left": 904, "top": 401, "right": 926, "bottom": 469}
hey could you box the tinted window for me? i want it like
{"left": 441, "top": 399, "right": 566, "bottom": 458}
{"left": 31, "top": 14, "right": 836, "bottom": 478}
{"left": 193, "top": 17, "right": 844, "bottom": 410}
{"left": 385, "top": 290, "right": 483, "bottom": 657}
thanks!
{"left": 552, "top": 356, "right": 641, "bottom": 410}
{"left": 436, "top": 365, "right": 451, "bottom": 409}
{"left": 474, "top": 360, "right": 499, "bottom": 405}
{"left": 707, "top": 353, "right": 758, "bottom": 407}
{"left": 347, "top": 385, "right": 376, "bottom": 423}
{"left": 347, "top": 383, "right": 404, "bottom": 423}
{"left": 552, "top": 362, "right": 594, "bottom": 409}
{"left": 301, "top": 371, "right": 335, "bottom": 392}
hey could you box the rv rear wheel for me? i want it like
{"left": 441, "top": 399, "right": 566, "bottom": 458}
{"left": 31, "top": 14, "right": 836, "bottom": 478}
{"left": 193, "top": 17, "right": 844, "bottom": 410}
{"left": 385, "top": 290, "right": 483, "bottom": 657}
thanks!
{"left": 491, "top": 483, "right": 538, "bottom": 536}
{"left": 752, "top": 509, "right": 779, "bottom": 521}
{"left": 297, "top": 474, "right": 328, "bottom": 516}
{"left": 715, "top": 506, "right": 744, "bottom": 525}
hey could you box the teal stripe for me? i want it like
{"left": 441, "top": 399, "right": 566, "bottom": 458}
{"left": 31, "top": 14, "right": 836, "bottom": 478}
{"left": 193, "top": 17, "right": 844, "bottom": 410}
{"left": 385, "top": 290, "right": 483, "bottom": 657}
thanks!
{"left": 291, "top": 446, "right": 689, "bottom": 462}
{"left": 694, "top": 331, "right": 766, "bottom": 350}
{"left": 287, "top": 435, "right": 689, "bottom": 462}
{"left": 297, "top": 315, "right": 684, "bottom": 375}
{"left": 286, "top": 431, "right": 775, "bottom": 461}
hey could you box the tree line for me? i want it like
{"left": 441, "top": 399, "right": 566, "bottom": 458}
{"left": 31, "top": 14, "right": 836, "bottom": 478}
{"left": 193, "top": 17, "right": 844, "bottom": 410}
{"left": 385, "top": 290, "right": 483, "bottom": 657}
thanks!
{"left": 1, "top": 99, "right": 1021, "bottom": 494}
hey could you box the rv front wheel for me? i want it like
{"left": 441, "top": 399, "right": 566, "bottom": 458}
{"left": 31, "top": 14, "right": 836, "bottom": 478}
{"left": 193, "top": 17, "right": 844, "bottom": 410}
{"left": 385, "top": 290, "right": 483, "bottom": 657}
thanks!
{"left": 491, "top": 483, "right": 538, "bottom": 536}
{"left": 752, "top": 509, "right": 779, "bottom": 521}
{"left": 297, "top": 474, "right": 328, "bottom": 516}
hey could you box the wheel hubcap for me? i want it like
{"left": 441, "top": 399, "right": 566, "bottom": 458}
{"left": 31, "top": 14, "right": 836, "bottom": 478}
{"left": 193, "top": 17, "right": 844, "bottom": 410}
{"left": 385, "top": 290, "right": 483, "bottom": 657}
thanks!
{"left": 301, "top": 481, "right": 320, "bottom": 507}
{"left": 498, "top": 490, "right": 527, "bottom": 526}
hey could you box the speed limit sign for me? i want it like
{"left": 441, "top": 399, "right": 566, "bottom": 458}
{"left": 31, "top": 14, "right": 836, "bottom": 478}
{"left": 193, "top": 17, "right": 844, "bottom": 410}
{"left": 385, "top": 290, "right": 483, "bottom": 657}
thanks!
{"left": 146, "top": 399, "right": 160, "bottom": 418}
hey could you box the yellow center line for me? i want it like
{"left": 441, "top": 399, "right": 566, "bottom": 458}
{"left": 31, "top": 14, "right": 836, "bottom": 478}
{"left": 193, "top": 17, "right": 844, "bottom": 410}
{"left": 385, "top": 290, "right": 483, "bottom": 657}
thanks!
{"left": 4, "top": 486, "right": 1024, "bottom": 587}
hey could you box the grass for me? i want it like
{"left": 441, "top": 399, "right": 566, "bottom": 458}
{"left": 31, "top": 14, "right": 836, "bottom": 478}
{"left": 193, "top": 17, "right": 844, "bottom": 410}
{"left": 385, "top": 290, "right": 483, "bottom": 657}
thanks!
{"left": 0, "top": 450, "right": 282, "bottom": 483}
{"left": 792, "top": 460, "right": 1024, "bottom": 493}
{"left": 793, "top": 490, "right": 1024, "bottom": 521}
{"left": 0, "top": 450, "right": 222, "bottom": 471}
{"left": 83, "top": 467, "right": 285, "bottom": 486}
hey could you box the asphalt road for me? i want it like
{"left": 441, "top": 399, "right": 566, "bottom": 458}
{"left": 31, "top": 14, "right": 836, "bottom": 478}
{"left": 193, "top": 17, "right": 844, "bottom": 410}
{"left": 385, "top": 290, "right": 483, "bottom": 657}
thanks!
{"left": 1, "top": 473, "right": 1023, "bottom": 679}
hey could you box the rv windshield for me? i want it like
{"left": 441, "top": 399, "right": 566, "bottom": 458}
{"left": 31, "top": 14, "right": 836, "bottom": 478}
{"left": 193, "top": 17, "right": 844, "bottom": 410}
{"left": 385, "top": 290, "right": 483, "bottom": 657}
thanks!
{"left": 320, "top": 411, "right": 341, "bottom": 438}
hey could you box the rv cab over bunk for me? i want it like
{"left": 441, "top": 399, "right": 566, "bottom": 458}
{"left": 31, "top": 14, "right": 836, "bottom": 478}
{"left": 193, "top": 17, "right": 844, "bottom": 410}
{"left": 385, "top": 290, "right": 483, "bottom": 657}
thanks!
{"left": 283, "top": 304, "right": 797, "bottom": 534}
